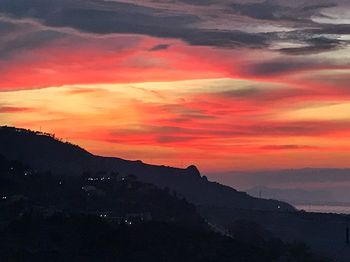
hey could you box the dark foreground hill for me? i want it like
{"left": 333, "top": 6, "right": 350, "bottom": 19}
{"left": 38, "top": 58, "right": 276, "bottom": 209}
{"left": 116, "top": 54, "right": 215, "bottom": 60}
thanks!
{"left": 1, "top": 215, "right": 324, "bottom": 262}
{"left": 0, "top": 126, "right": 294, "bottom": 212}
{"left": 0, "top": 139, "right": 324, "bottom": 262}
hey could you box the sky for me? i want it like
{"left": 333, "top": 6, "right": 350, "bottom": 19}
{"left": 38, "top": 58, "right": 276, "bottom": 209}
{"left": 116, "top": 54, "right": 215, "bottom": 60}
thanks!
{"left": 1, "top": 0, "right": 350, "bottom": 172}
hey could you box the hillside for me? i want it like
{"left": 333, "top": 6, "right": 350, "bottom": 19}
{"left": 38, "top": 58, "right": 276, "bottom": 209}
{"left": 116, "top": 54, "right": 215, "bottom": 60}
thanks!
{"left": 0, "top": 154, "right": 204, "bottom": 227}
{"left": 0, "top": 148, "right": 323, "bottom": 262}
{"left": 0, "top": 126, "right": 294, "bottom": 211}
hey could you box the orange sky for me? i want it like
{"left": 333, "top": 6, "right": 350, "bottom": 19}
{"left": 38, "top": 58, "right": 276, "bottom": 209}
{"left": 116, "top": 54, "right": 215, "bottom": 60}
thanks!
{"left": 1, "top": 0, "right": 350, "bottom": 172}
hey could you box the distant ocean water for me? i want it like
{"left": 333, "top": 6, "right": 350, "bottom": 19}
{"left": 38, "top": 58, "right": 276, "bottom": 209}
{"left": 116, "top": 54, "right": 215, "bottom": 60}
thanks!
{"left": 296, "top": 204, "right": 350, "bottom": 214}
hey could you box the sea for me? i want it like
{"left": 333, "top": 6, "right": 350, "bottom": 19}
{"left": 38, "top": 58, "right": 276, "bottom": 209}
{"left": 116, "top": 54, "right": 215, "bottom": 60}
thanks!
{"left": 295, "top": 204, "right": 350, "bottom": 214}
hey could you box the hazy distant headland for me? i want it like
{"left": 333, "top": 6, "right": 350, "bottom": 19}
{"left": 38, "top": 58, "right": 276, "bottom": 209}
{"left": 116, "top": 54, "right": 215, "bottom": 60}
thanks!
{"left": 209, "top": 168, "right": 350, "bottom": 208}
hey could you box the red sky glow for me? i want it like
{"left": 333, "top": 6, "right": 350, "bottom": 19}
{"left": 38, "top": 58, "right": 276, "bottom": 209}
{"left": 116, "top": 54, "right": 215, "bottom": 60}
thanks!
{"left": 1, "top": 0, "right": 350, "bottom": 172}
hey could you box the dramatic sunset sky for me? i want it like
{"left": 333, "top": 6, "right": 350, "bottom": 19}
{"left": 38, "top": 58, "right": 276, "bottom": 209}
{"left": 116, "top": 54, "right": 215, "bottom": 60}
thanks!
{"left": 1, "top": 0, "right": 350, "bottom": 171}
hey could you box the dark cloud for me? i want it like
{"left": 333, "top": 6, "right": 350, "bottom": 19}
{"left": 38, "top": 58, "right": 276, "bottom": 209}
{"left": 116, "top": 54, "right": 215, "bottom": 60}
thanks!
{"left": 0, "top": 29, "right": 64, "bottom": 59}
{"left": 0, "top": 0, "right": 268, "bottom": 49}
{"left": 0, "top": 0, "right": 194, "bottom": 33}
{"left": 214, "top": 86, "right": 311, "bottom": 105}
{"left": 0, "top": 106, "right": 33, "bottom": 113}
{"left": 183, "top": 30, "right": 267, "bottom": 48}
{"left": 219, "top": 87, "right": 262, "bottom": 98}
{"left": 0, "top": 20, "right": 21, "bottom": 35}
{"left": 0, "top": 19, "right": 66, "bottom": 59}
{"left": 0, "top": 0, "right": 347, "bottom": 55}
{"left": 231, "top": 1, "right": 337, "bottom": 23}
{"left": 159, "top": 104, "right": 216, "bottom": 122}
{"left": 231, "top": 1, "right": 285, "bottom": 21}
{"left": 238, "top": 121, "right": 350, "bottom": 137}
{"left": 65, "top": 88, "right": 107, "bottom": 95}
{"left": 137, "top": 120, "right": 350, "bottom": 138}
{"left": 229, "top": 1, "right": 348, "bottom": 54}
{"left": 311, "top": 24, "right": 350, "bottom": 35}
{"left": 177, "top": 0, "right": 214, "bottom": 5}
{"left": 156, "top": 135, "right": 198, "bottom": 143}
{"left": 245, "top": 60, "right": 314, "bottom": 76}
{"left": 278, "top": 44, "right": 340, "bottom": 55}
{"left": 260, "top": 144, "right": 319, "bottom": 150}
{"left": 148, "top": 44, "right": 170, "bottom": 52}
{"left": 277, "top": 32, "right": 349, "bottom": 55}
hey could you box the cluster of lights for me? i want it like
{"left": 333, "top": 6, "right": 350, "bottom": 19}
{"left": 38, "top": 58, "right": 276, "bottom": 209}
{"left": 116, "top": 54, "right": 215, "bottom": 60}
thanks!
{"left": 124, "top": 219, "right": 132, "bottom": 225}
{"left": 87, "top": 177, "right": 111, "bottom": 181}
{"left": 99, "top": 214, "right": 133, "bottom": 225}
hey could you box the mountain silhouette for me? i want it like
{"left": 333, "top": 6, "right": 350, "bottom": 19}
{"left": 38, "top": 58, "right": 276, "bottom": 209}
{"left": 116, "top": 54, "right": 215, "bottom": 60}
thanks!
{"left": 0, "top": 126, "right": 294, "bottom": 211}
